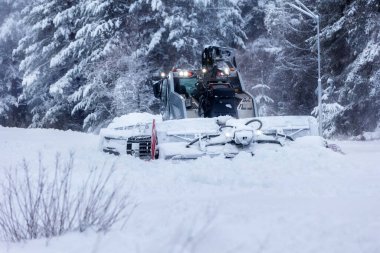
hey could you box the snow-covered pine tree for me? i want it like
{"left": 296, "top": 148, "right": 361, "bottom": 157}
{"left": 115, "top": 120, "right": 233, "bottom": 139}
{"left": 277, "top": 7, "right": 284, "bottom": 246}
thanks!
{"left": 112, "top": 53, "right": 153, "bottom": 116}
{"left": 14, "top": 0, "right": 81, "bottom": 129}
{"left": 71, "top": 53, "right": 118, "bottom": 132}
{"left": 198, "top": 0, "right": 247, "bottom": 49}
{"left": 146, "top": 0, "right": 247, "bottom": 68}
{"left": 65, "top": 0, "right": 131, "bottom": 130}
{"left": 261, "top": 0, "right": 380, "bottom": 135}
{"left": 319, "top": 0, "right": 380, "bottom": 135}
{"left": 15, "top": 0, "right": 153, "bottom": 130}
{"left": 4, "top": 0, "right": 376, "bottom": 136}
{"left": 252, "top": 81, "right": 274, "bottom": 116}
{"left": 71, "top": 0, "right": 164, "bottom": 131}
{"left": 238, "top": 38, "right": 277, "bottom": 116}
{"left": 74, "top": 47, "right": 156, "bottom": 132}
{"left": 127, "top": 0, "right": 167, "bottom": 70}
{"left": 239, "top": 0, "right": 266, "bottom": 42}
{"left": 312, "top": 78, "right": 344, "bottom": 137}
{"left": 263, "top": 0, "right": 319, "bottom": 116}
{"left": 202, "top": 0, "right": 247, "bottom": 49}
{"left": 161, "top": 0, "right": 200, "bottom": 67}
{"left": 0, "top": 0, "right": 30, "bottom": 127}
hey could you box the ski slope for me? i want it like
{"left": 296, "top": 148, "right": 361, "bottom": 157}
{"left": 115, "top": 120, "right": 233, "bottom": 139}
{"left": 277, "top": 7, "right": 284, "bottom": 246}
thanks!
{"left": 0, "top": 126, "right": 380, "bottom": 253}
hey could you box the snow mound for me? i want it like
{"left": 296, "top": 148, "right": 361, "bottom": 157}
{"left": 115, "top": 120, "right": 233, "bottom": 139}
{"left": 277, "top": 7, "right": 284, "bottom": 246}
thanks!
{"left": 107, "top": 113, "right": 162, "bottom": 129}
{"left": 1, "top": 127, "right": 380, "bottom": 253}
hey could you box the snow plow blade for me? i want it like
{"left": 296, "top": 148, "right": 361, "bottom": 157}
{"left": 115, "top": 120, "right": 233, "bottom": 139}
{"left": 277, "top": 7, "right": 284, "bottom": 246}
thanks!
{"left": 99, "top": 113, "right": 318, "bottom": 160}
{"left": 257, "top": 115, "right": 318, "bottom": 138}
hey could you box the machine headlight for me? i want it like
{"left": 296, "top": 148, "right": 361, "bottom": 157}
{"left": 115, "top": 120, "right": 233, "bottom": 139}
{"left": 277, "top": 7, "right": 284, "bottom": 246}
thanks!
{"left": 224, "top": 131, "right": 233, "bottom": 138}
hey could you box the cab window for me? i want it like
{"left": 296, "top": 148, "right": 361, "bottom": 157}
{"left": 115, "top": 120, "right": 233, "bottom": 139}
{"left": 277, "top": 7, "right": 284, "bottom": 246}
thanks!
{"left": 174, "top": 77, "right": 197, "bottom": 97}
{"left": 161, "top": 79, "right": 168, "bottom": 104}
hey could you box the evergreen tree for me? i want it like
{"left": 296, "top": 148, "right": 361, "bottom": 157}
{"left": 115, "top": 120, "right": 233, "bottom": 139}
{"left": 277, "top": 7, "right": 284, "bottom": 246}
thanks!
{"left": 73, "top": 0, "right": 162, "bottom": 131}
{"left": 14, "top": 0, "right": 81, "bottom": 128}
{"left": 147, "top": 0, "right": 247, "bottom": 68}
{"left": 319, "top": 0, "right": 380, "bottom": 135}
{"left": 66, "top": 0, "right": 131, "bottom": 130}
{"left": 239, "top": 0, "right": 266, "bottom": 42}
{"left": 238, "top": 38, "right": 276, "bottom": 116}
{"left": 0, "top": 0, "right": 30, "bottom": 127}
{"left": 1, "top": 0, "right": 378, "bottom": 135}
{"left": 264, "top": 0, "right": 319, "bottom": 115}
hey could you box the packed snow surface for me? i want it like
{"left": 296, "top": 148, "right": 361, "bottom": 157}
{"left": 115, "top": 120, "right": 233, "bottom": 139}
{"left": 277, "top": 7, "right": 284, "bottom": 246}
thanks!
{"left": 0, "top": 125, "right": 380, "bottom": 253}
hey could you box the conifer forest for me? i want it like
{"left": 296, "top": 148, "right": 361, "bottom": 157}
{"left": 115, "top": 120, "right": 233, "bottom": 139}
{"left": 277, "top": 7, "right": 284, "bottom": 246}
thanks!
{"left": 0, "top": 0, "right": 379, "bottom": 136}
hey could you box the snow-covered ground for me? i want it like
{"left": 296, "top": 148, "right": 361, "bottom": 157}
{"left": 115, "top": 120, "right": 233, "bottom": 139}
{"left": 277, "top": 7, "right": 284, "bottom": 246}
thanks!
{"left": 0, "top": 126, "right": 380, "bottom": 253}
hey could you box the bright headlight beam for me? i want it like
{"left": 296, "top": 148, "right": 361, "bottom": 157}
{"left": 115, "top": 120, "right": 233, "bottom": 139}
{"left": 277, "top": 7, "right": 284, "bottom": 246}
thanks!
{"left": 225, "top": 131, "right": 233, "bottom": 138}
{"left": 255, "top": 130, "right": 263, "bottom": 136}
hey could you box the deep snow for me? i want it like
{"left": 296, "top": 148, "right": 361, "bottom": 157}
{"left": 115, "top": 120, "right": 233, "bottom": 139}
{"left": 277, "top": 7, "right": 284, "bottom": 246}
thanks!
{"left": 0, "top": 126, "right": 379, "bottom": 253}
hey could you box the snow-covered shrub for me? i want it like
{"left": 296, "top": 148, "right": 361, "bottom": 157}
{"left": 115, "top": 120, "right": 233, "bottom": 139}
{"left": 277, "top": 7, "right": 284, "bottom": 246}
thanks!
{"left": 312, "top": 102, "right": 344, "bottom": 138}
{"left": 0, "top": 153, "right": 135, "bottom": 242}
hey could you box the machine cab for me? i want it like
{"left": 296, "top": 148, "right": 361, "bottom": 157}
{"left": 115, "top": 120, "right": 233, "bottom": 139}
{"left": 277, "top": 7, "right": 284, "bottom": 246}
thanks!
{"left": 154, "top": 64, "right": 258, "bottom": 120}
{"left": 157, "top": 69, "right": 199, "bottom": 120}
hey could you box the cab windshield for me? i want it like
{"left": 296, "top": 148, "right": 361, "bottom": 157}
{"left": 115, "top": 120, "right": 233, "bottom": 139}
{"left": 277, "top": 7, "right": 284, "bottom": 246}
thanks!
{"left": 174, "top": 77, "right": 197, "bottom": 96}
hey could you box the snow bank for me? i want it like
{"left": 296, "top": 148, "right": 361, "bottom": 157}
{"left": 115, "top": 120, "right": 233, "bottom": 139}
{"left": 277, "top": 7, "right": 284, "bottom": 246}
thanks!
{"left": 106, "top": 112, "right": 162, "bottom": 129}
{"left": 352, "top": 125, "right": 380, "bottom": 141}
{"left": 0, "top": 126, "right": 380, "bottom": 253}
